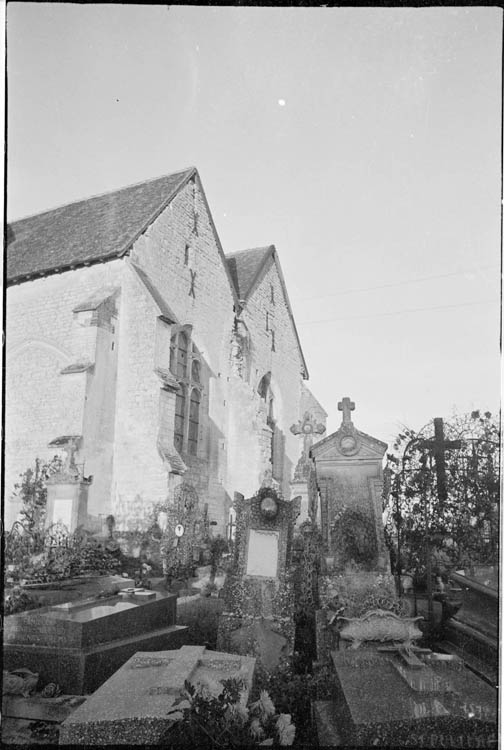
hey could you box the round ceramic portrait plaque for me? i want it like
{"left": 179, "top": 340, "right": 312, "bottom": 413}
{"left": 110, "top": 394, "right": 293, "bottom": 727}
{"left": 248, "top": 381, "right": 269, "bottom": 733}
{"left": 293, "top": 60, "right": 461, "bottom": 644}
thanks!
{"left": 260, "top": 495, "right": 278, "bottom": 519}
{"left": 175, "top": 523, "right": 185, "bottom": 537}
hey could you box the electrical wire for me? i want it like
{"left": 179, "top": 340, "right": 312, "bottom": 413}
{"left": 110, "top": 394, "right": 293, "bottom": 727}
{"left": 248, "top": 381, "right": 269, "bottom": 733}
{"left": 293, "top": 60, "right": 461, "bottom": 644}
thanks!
{"left": 298, "top": 298, "right": 499, "bottom": 325}
{"left": 296, "top": 265, "right": 499, "bottom": 302}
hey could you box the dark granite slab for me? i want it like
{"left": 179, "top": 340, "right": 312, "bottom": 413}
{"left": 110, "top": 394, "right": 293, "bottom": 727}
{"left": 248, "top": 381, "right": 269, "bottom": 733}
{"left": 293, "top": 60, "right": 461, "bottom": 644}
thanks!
{"left": 17, "top": 575, "right": 135, "bottom": 607}
{"left": 331, "top": 649, "right": 497, "bottom": 747}
{"left": 5, "top": 591, "right": 177, "bottom": 649}
{"left": 4, "top": 623, "right": 189, "bottom": 695}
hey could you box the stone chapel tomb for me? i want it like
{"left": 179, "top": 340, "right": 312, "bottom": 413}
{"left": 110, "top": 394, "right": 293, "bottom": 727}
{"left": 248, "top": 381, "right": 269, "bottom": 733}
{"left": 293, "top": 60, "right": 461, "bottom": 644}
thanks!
{"left": 310, "top": 397, "right": 389, "bottom": 573}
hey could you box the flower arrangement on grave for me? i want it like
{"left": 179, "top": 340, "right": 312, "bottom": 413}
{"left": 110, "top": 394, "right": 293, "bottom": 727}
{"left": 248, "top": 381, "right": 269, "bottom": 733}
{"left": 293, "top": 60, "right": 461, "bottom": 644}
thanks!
{"left": 330, "top": 504, "right": 378, "bottom": 569}
{"left": 5, "top": 527, "right": 121, "bottom": 586}
{"left": 4, "top": 586, "right": 41, "bottom": 615}
{"left": 321, "top": 573, "right": 408, "bottom": 619}
{"left": 162, "top": 677, "right": 296, "bottom": 747}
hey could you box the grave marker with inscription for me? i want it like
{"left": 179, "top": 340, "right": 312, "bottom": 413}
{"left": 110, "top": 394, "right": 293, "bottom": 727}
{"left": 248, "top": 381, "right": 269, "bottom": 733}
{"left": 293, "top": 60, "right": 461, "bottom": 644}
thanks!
{"left": 60, "top": 645, "right": 256, "bottom": 745}
{"left": 217, "top": 485, "right": 300, "bottom": 669}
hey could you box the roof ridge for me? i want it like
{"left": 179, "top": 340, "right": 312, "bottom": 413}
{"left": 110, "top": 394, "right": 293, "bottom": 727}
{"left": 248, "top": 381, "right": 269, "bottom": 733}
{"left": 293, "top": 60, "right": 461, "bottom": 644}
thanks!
{"left": 8, "top": 167, "right": 196, "bottom": 224}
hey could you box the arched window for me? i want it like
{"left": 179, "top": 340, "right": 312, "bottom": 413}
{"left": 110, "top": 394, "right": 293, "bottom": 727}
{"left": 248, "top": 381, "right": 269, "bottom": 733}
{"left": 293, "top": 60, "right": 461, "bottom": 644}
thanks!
{"left": 170, "top": 331, "right": 188, "bottom": 378}
{"left": 174, "top": 385, "right": 186, "bottom": 453}
{"left": 257, "top": 372, "right": 284, "bottom": 481}
{"left": 188, "top": 388, "right": 201, "bottom": 456}
{"left": 170, "top": 328, "right": 203, "bottom": 455}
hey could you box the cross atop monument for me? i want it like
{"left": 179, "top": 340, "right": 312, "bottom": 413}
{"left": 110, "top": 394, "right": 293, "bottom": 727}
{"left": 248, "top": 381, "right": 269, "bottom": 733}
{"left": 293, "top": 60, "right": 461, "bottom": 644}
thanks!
{"left": 418, "top": 417, "right": 462, "bottom": 503}
{"left": 338, "top": 397, "right": 355, "bottom": 425}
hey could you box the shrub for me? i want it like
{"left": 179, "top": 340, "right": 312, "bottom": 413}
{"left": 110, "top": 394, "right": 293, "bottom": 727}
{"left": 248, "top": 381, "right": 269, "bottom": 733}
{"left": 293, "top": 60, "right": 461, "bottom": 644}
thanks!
{"left": 4, "top": 587, "right": 41, "bottom": 615}
{"left": 161, "top": 677, "right": 295, "bottom": 747}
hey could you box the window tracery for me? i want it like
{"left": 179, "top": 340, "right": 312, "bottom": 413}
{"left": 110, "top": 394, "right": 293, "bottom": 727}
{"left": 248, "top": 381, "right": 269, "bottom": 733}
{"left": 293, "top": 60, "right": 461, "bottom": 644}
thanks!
{"left": 170, "top": 328, "right": 202, "bottom": 456}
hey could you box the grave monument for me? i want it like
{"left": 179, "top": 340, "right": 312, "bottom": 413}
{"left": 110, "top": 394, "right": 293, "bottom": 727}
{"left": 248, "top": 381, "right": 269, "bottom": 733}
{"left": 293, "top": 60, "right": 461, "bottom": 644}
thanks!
{"left": 310, "top": 397, "right": 401, "bottom": 662}
{"left": 289, "top": 411, "right": 325, "bottom": 526}
{"left": 312, "top": 610, "right": 497, "bottom": 747}
{"left": 60, "top": 645, "right": 256, "bottom": 745}
{"left": 216, "top": 484, "right": 300, "bottom": 669}
{"left": 45, "top": 436, "right": 92, "bottom": 532}
{"left": 4, "top": 590, "right": 189, "bottom": 694}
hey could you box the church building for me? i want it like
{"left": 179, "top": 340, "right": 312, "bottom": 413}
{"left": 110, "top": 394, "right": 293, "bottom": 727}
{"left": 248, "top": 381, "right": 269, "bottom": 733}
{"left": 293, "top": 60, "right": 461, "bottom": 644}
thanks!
{"left": 5, "top": 167, "right": 326, "bottom": 534}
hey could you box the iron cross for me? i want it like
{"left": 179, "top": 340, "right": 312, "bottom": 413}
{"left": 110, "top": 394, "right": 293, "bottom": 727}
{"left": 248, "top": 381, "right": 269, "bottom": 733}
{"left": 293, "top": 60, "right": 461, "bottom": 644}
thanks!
{"left": 338, "top": 397, "right": 355, "bottom": 424}
{"left": 418, "top": 417, "right": 462, "bottom": 503}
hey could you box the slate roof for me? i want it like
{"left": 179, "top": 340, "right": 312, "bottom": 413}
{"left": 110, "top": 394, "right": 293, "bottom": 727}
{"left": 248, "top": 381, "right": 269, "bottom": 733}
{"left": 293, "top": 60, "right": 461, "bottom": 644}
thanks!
{"left": 225, "top": 246, "right": 273, "bottom": 301}
{"left": 6, "top": 168, "right": 196, "bottom": 284}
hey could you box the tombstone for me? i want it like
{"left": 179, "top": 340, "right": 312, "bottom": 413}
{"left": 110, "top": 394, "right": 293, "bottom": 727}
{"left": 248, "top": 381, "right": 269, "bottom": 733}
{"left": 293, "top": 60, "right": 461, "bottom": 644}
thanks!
{"left": 4, "top": 591, "right": 189, "bottom": 694}
{"left": 45, "top": 436, "right": 92, "bottom": 532}
{"left": 312, "top": 609, "right": 497, "bottom": 747}
{"left": 156, "top": 483, "right": 209, "bottom": 578}
{"left": 60, "top": 645, "right": 256, "bottom": 745}
{"left": 216, "top": 485, "right": 300, "bottom": 669}
{"left": 290, "top": 411, "right": 325, "bottom": 526}
{"left": 310, "top": 397, "right": 389, "bottom": 571}
{"left": 310, "top": 398, "right": 402, "bottom": 662}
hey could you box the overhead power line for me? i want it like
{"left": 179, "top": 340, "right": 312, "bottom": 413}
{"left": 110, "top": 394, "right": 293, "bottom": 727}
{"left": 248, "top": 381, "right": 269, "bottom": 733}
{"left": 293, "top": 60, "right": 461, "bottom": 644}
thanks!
{"left": 296, "top": 265, "right": 499, "bottom": 302}
{"left": 298, "top": 298, "right": 499, "bottom": 325}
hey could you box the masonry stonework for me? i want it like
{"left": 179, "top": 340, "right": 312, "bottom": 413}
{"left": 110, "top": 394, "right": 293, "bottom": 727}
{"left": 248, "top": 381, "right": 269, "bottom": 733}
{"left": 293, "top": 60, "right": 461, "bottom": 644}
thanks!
{"left": 6, "top": 169, "right": 324, "bottom": 537}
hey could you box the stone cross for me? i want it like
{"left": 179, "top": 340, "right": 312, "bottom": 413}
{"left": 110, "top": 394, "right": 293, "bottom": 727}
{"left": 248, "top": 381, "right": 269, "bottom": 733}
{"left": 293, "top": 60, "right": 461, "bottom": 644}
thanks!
{"left": 418, "top": 418, "right": 462, "bottom": 503}
{"left": 338, "top": 397, "right": 355, "bottom": 425}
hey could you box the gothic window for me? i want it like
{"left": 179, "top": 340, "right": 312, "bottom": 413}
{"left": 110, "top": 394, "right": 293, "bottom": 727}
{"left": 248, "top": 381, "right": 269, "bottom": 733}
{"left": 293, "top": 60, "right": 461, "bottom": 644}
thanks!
{"left": 184, "top": 243, "right": 190, "bottom": 266}
{"left": 270, "top": 284, "right": 275, "bottom": 304}
{"left": 188, "top": 388, "right": 201, "bottom": 455}
{"left": 191, "top": 359, "right": 200, "bottom": 383}
{"left": 170, "top": 331, "right": 188, "bottom": 378}
{"left": 170, "top": 327, "right": 202, "bottom": 456}
{"left": 271, "top": 330, "right": 276, "bottom": 352}
{"left": 265, "top": 311, "right": 269, "bottom": 331}
{"left": 258, "top": 372, "right": 283, "bottom": 481}
{"left": 174, "top": 386, "right": 186, "bottom": 453}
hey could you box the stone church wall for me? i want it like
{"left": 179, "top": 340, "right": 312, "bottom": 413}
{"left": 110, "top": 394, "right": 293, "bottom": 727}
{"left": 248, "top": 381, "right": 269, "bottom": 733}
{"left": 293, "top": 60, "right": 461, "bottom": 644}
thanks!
{"left": 123, "top": 177, "right": 236, "bottom": 531}
{"left": 5, "top": 178, "right": 313, "bottom": 537}
{"left": 110, "top": 264, "right": 170, "bottom": 530}
{"left": 5, "top": 260, "right": 124, "bottom": 527}
{"left": 228, "top": 261, "right": 304, "bottom": 501}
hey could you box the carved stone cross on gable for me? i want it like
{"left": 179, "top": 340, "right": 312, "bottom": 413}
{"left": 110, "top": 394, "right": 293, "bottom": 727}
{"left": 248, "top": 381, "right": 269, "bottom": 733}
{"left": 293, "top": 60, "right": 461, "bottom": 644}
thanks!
{"left": 338, "top": 397, "right": 355, "bottom": 425}
{"left": 418, "top": 417, "right": 462, "bottom": 503}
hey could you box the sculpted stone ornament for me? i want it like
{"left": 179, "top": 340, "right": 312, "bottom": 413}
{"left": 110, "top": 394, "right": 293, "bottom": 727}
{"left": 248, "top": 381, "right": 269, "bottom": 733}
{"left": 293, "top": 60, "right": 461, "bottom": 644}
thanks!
{"left": 338, "top": 609, "right": 424, "bottom": 650}
{"left": 47, "top": 435, "right": 83, "bottom": 481}
{"left": 336, "top": 398, "right": 360, "bottom": 456}
{"left": 290, "top": 411, "right": 326, "bottom": 438}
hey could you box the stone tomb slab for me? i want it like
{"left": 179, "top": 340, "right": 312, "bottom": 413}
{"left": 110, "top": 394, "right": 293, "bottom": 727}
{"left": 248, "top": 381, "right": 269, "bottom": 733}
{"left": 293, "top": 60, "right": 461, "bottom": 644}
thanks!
{"left": 11, "top": 575, "right": 136, "bottom": 608}
{"left": 4, "top": 592, "right": 188, "bottom": 694}
{"left": 60, "top": 645, "right": 256, "bottom": 745}
{"left": 329, "top": 649, "right": 497, "bottom": 747}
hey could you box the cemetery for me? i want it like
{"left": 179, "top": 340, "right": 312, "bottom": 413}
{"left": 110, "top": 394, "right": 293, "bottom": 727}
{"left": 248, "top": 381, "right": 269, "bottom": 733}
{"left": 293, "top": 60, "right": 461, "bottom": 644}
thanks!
{"left": 2, "top": 401, "right": 498, "bottom": 747}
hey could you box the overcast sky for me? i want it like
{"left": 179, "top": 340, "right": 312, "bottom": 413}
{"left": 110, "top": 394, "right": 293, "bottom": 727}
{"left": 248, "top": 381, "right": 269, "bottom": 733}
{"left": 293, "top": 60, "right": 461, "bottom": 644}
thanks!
{"left": 7, "top": 4, "right": 502, "bottom": 444}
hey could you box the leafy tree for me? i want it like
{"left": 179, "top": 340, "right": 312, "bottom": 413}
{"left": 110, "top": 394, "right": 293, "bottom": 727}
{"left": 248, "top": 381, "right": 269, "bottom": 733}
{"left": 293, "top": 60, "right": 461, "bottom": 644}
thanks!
{"left": 383, "top": 410, "right": 499, "bottom": 579}
{"left": 11, "top": 456, "right": 63, "bottom": 532}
